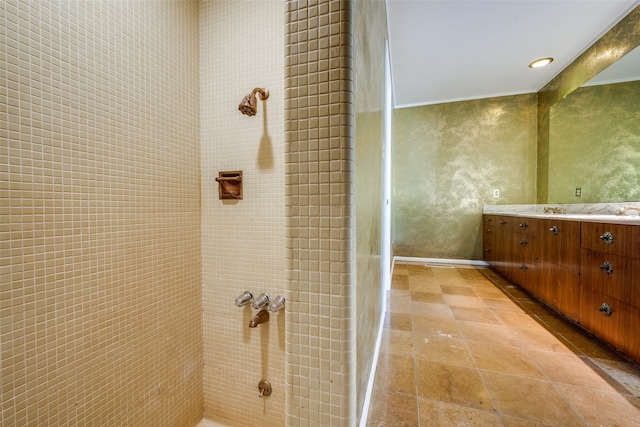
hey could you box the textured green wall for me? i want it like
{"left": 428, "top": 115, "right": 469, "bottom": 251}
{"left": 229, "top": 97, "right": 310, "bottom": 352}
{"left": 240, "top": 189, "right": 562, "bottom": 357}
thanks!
{"left": 549, "top": 81, "right": 640, "bottom": 203}
{"left": 392, "top": 94, "right": 537, "bottom": 260}
{"left": 354, "top": 0, "right": 387, "bottom": 420}
{"left": 538, "top": 6, "right": 640, "bottom": 202}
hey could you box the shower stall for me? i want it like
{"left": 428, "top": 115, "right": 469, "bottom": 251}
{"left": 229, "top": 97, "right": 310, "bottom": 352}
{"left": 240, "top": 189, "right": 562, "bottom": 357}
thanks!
{"left": 1, "top": 1, "right": 388, "bottom": 426}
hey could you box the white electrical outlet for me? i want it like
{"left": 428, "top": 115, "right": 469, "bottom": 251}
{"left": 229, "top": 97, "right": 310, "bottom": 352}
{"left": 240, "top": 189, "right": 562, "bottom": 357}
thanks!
{"left": 493, "top": 189, "right": 500, "bottom": 198}
{"left": 575, "top": 188, "right": 582, "bottom": 197}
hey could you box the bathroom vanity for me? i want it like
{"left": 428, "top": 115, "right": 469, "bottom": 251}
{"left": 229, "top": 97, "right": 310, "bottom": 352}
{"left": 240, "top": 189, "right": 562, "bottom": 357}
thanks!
{"left": 482, "top": 204, "right": 640, "bottom": 363}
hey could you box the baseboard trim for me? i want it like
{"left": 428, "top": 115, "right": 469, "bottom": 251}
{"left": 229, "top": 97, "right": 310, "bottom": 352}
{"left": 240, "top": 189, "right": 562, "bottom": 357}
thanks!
{"left": 393, "top": 256, "right": 489, "bottom": 267}
{"left": 358, "top": 305, "right": 386, "bottom": 427}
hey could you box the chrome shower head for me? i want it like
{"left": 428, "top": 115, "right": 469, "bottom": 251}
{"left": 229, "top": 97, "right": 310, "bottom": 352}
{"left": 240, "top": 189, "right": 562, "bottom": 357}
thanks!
{"left": 238, "top": 87, "right": 269, "bottom": 116}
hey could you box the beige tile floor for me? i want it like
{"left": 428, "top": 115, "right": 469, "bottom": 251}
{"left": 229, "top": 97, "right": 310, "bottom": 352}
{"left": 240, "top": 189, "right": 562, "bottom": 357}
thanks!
{"left": 367, "top": 263, "right": 640, "bottom": 426}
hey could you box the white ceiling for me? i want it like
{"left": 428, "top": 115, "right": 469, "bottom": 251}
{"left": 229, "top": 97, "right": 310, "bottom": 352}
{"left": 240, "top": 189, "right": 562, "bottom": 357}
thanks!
{"left": 386, "top": 0, "right": 640, "bottom": 108}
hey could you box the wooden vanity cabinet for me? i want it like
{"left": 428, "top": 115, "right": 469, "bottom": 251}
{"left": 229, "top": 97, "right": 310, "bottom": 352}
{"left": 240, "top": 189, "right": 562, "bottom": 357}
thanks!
{"left": 482, "top": 214, "right": 639, "bottom": 361}
{"left": 580, "top": 222, "right": 640, "bottom": 360}
{"left": 483, "top": 215, "right": 580, "bottom": 318}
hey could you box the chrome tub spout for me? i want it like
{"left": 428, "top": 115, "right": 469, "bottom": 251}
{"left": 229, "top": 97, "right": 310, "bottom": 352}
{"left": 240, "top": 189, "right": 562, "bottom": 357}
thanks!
{"left": 249, "top": 309, "right": 270, "bottom": 328}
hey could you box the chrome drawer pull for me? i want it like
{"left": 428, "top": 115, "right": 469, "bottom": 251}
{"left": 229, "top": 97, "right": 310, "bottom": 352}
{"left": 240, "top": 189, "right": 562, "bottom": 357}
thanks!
{"left": 549, "top": 225, "right": 559, "bottom": 235}
{"left": 600, "top": 261, "right": 614, "bottom": 275}
{"left": 520, "top": 264, "right": 527, "bottom": 272}
{"left": 598, "top": 303, "right": 613, "bottom": 317}
{"left": 519, "top": 222, "right": 528, "bottom": 230}
{"left": 599, "top": 231, "right": 614, "bottom": 245}
{"left": 519, "top": 239, "right": 528, "bottom": 246}
{"left": 499, "top": 220, "right": 507, "bottom": 225}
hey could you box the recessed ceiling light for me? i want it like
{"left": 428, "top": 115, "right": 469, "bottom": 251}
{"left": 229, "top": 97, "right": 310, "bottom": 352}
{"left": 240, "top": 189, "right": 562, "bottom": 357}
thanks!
{"left": 529, "top": 57, "right": 554, "bottom": 68}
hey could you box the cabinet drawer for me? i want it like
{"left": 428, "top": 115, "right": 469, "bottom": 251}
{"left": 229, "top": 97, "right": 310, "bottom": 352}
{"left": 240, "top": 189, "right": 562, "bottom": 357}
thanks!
{"left": 494, "top": 216, "right": 515, "bottom": 232}
{"left": 581, "top": 222, "right": 640, "bottom": 257}
{"left": 514, "top": 217, "right": 541, "bottom": 237}
{"left": 579, "top": 288, "right": 626, "bottom": 352}
{"left": 581, "top": 249, "right": 640, "bottom": 307}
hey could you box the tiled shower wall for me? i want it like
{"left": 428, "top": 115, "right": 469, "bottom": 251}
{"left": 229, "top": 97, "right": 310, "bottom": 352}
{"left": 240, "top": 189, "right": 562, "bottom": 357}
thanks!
{"left": 285, "top": 0, "right": 356, "bottom": 425}
{"left": 1, "top": 1, "right": 202, "bottom": 426}
{"left": 202, "top": 1, "right": 387, "bottom": 426}
{"left": 285, "top": 0, "right": 385, "bottom": 425}
{"left": 200, "top": 1, "right": 286, "bottom": 426}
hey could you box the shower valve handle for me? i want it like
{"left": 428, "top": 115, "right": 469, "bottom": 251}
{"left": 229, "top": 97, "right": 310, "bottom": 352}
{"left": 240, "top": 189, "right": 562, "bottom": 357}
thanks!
{"left": 252, "top": 293, "right": 270, "bottom": 309}
{"left": 235, "top": 291, "right": 253, "bottom": 307}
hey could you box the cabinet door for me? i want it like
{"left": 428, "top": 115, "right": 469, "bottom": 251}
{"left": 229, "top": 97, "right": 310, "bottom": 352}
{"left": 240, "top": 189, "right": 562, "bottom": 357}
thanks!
{"left": 581, "top": 249, "right": 634, "bottom": 304}
{"left": 515, "top": 218, "right": 539, "bottom": 236}
{"left": 514, "top": 217, "right": 542, "bottom": 295}
{"left": 627, "top": 258, "right": 640, "bottom": 309}
{"left": 483, "top": 215, "right": 497, "bottom": 263}
{"left": 625, "top": 305, "right": 640, "bottom": 361}
{"left": 579, "top": 288, "right": 626, "bottom": 352}
{"left": 494, "top": 216, "right": 514, "bottom": 278}
{"left": 511, "top": 233, "right": 539, "bottom": 293}
{"left": 540, "top": 261, "right": 580, "bottom": 321}
{"left": 542, "top": 219, "right": 581, "bottom": 271}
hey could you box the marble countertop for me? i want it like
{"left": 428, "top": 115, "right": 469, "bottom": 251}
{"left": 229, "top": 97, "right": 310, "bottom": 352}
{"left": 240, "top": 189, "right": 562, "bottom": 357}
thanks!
{"left": 483, "top": 202, "right": 640, "bottom": 225}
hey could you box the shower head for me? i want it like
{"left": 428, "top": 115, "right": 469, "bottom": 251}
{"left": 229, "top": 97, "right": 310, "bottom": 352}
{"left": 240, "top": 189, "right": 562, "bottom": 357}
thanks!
{"left": 238, "top": 87, "right": 269, "bottom": 116}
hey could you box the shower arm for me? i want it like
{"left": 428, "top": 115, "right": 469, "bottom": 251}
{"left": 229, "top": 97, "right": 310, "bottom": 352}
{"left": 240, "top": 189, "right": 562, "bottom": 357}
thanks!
{"left": 250, "top": 87, "right": 269, "bottom": 100}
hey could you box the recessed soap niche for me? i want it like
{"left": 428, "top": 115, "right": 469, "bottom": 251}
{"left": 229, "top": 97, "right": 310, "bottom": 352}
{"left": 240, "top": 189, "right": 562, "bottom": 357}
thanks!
{"left": 215, "top": 171, "right": 243, "bottom": 200}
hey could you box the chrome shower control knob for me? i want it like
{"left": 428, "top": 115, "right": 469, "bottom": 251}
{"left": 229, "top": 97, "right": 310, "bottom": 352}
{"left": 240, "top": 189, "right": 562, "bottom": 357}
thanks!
{"left": 258, "top": 380, "right": 272, "bottom": 398}
{"left": 235, "top": 291, "right": 253, "bottom": 307}
{"left": 269, "top": 295, "right": 286, "bottom": 312}
{"left": 252, "top": 293, "right": 270, "bottom": 309}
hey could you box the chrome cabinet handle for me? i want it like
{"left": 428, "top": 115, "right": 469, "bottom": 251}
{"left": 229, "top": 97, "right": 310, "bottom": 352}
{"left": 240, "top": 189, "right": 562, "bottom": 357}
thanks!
{"left": 600, "top": 231, "right": 614, "bottom": 245}
{"left": 600, "top": 261, "right": 614, "bottom": 275}
{"left": 520, "top": 264, "right": 527, "bottom": 272}
{"left": 598, "top": 303, "right": 612, "bottom": 317}
{"left": 486, "top": 229, "right": 492, "bottom": 234}
{"left": 519, "top": 239, "right": 528, "bottom": 246}
{"left": 499, "top": 220, "right": 507, "bottom": 225}
{"left": 519, "top": 222, "right": 528, "bottom": 230}
{"left": 549, "top": 226, "right": 559, "bottom": 235}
